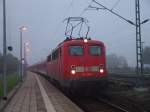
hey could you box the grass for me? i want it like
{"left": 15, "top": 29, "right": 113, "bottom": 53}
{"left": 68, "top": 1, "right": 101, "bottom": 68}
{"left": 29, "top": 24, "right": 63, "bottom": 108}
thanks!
{"left": 0, "top": 73, "right": 20, "bottom": 98}
{"left": 0, "top": 77, "right": 2, "bottom": 98}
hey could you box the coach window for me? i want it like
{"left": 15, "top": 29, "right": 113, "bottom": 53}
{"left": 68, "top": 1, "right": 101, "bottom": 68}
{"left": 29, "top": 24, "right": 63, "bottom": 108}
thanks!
{"left": 89, "top": 45, "right": 102, "bottom": 56}
{"left": 47, "top": 55, "right": 51, "bottom": 62}
{"left": 59, "top": 48, "right": 61, "bottom": 57}
{"left": 70, "top": 45, "right": 83, "bottom": 56}
{"left": 51, "top": 52, "right": 53, "bottom": 60}
{"left": 52, "top": 49, "right": 59, "bottom": 60}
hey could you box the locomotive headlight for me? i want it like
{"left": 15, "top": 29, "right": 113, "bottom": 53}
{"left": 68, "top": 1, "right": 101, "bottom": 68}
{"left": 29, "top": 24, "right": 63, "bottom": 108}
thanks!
{"left": 100, "top": 69, "right": 104, "bottom": 74}
{"left": 84, "top": 39, "right": 88, "bottom": 43}
{"left": 71, "top": 70, "right": 76, "bottom": 75}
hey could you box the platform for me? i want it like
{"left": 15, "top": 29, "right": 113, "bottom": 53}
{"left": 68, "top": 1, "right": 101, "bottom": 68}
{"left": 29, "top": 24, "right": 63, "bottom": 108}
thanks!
{"left": 3, "top": 72, "right": 83, "bottom": 112}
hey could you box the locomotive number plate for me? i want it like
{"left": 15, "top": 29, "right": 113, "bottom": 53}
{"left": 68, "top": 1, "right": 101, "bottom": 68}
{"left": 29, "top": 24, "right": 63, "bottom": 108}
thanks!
{"left": 91, "top": 66, "right": 99, "bottom": 72}
{"left": 75, "top": 66, "right": 84, "bottom": 72}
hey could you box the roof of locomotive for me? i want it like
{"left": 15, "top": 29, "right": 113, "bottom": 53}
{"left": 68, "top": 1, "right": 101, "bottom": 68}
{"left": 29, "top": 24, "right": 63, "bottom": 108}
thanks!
{"left": 57, "top": 37, "right": 105, "bottom": 48}
{"left": 50, "top": 37, "right": 106, "bottom": 54}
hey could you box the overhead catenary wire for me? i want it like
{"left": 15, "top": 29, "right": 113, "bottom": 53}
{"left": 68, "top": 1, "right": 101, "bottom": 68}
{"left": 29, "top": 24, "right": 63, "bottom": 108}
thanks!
{"left": 79, "top": 9, "right": 87, "bottom": 16}
{"left": 52, "top": 0, "right": 94, "bottom": 38}
{"left": 91, "top": 0, "right": 135, "bottom": 26}
{"left": 51, "top": 0, "right": 75, "bottom": 38}
{"left": 79, "top": 0, "right": 93, "bottom": 16}
{"left": 61, "top": 0, "right": 92, "bottom": 38}
{"left": 77, "top": 0, "right": 96, "bottom": 37}
{"left": 111, "top": 0, "right": 121, "bottom": 11}
{"left": 62, "top": 0, "right": 74, "bottom": 19}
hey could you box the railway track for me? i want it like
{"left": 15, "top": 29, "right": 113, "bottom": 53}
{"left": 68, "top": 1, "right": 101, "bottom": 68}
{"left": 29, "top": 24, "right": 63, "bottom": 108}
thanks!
{"left": 97, "top": 98, "right": 129, "bottom": 112}
{"left": 37, "top": 72, "right": 129, "bottom": 112}
{"left": 72, "top": 97, "right": 129, "bottom": 112}
{"left": 108, "top": 73, "right": 150, "bottom": 87}
{"left": 36, "top": 72, "right": 127, "bottom": 112}
{"left": 36, "top": 72, "right": 150, "bottom": 112}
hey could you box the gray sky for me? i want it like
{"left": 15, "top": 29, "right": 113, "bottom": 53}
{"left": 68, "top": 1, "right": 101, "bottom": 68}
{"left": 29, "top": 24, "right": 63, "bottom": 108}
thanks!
{"left": 0, "top": 0, "right": 150, "bottom": 66}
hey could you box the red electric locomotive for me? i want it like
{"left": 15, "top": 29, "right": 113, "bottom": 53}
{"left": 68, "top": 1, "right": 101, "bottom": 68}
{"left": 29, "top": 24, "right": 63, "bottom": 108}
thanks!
{"left": 46, "top": 37, "right": 107, "bottom": 94}
{"left": 31, "top": 17, "right": 108, "bottom": 94}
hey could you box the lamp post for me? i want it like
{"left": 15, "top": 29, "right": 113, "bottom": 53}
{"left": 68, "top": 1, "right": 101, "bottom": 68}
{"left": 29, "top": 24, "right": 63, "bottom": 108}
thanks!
{"left": 24, "top": 42, "right": 29, "bottom": 76}
{"left": 2, "top": 0, "right": 7, "bottom": 100}
{"left": 19, "top": 26, "right": 27, "bottom": 81}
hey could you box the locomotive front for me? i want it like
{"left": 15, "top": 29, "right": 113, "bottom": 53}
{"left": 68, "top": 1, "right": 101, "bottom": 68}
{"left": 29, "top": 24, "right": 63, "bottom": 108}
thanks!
{"left": 62, "top": 38, "right": 107, "bottom": 90}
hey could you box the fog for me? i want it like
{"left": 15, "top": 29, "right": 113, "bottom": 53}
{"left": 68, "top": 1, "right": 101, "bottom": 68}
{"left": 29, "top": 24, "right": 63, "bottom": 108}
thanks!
{"left": 0, "top": 0, "right": 150, "bottom": 66}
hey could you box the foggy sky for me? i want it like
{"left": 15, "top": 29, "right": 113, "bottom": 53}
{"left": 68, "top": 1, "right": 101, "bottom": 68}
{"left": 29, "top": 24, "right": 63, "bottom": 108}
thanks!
{"left": 0, "top": 0, "right": 150, "bottom": 66}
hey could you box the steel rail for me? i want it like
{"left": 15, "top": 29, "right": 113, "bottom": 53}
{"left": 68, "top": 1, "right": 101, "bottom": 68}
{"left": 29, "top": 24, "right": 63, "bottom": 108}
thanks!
{"left": 98, "top": 98, "right": 129, "bottom": 112}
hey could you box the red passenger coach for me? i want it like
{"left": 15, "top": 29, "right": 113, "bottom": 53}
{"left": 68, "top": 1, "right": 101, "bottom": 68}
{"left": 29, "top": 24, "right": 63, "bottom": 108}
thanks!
{"left": 46, "top": 38, "right": 107, "bottom": 93}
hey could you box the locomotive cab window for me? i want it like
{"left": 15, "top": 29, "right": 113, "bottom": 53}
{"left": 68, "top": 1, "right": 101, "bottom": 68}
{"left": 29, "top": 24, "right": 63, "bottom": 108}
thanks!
{"left": 69, "top": 45, "right": 83, "bottom": 56}
{"left": 89, "top": 45, "right": 102, "bottom": 56}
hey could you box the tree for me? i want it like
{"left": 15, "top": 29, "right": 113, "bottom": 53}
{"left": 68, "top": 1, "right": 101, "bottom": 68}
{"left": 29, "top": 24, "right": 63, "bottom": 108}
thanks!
{"left": 118, "top": 56, "right": 128, "bottom": 68}
{"left": 0, "top": 53, "right": 19, "bottom": 73}
{"left": 143, "top": 46, "right": 150, "bottom": 64}
{"left": 107, "top": 54, "right": 128, "bottom": 68}
{"left": 107, "top": 53, "right": 129, "bottom": 73}
{"left": 107, "top": 54, "right": 120, "bottom": 69}
{"left": 6, "top": 53, "right": 19, "bottom": 72}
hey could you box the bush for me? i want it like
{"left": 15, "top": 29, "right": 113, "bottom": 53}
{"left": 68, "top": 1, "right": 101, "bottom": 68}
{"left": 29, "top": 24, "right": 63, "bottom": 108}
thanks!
{"left": 0, "top": 73, "right": 20, "bottom": 98}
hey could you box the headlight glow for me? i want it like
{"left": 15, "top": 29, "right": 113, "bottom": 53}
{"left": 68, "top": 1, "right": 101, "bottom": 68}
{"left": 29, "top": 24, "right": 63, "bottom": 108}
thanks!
{"left": 100, "top": 69, "right": 104, "bottom": 74}
{"left": 84, "top": 39, "right": 88, "bottom": 43}
{"left": 71, "top": 70, "right": 76, "bottom": 75}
